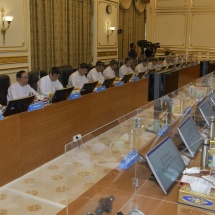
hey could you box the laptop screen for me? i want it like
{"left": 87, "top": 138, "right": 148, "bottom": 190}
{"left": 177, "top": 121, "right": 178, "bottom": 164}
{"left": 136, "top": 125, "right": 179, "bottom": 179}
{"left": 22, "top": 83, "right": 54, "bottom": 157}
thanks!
{"left": 80, "top": 81, "right": 98, "bottom": 95}
{"left": 145, "top": 136, "right": 185, "bottom": 194}
{"left": 51, "top": 87, "right": 74, "bottom": 103}
{"left": 178, "top": 117, "right": 203, "bottom": 157}
{"left": 102, "top": 77, "right": 115, "bottom": 88}
{"left": 3, "top": 95, "right": 35, "bottom": 117}
{"left": 121, "top": 73, "right": 133, "bottom": 83}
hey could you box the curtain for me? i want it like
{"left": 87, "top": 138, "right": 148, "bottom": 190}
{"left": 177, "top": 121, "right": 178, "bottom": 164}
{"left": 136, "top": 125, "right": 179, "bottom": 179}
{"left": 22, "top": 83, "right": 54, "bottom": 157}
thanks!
{"left": 30, "top": 0, "right": 92, "bottom": 72}
{"left": 118, "top": 1, "right": 145, "bottom": 62}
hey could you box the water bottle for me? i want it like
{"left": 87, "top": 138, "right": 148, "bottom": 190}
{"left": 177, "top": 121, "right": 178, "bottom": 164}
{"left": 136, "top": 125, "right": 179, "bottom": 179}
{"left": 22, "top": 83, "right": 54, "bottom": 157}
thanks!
{"left": 210, "top": 116, "right": 215, "bottom": 141}
{"left": 201, "top": 139, "right": 210, "bottom": 169}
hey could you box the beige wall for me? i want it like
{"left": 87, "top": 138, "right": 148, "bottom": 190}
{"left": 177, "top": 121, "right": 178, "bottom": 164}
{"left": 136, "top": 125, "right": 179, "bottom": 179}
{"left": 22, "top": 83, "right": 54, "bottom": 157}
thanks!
{"left": 0, "top": 0, "right": 30, "bottom": 83}
{"left": 93, "top": 0, "right": 119, "bottom": 65}
{"left": 147, "top": 0, "right": 215, "bottom": 61}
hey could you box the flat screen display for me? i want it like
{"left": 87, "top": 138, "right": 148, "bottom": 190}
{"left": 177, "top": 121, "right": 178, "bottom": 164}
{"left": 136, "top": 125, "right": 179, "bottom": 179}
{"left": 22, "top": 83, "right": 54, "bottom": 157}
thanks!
{"left": 51, "top": 87, "right": 74, "bottom": 103}
{"left": 3, "top": 95, "right": 35, "bottom": 117}
{"left": 102, "top": 77, "right": 115, "bottom": 88}
{"left": 80, "top": 81, "right": 98, "bottom": 95}
{"left": 178, "top": 117, "right": 203, "bottom": 157}
{"left": 199, "top": 100, "right": 215, "bottom": 126}
{"left": 210, "top": 93, "right": 215, "bottom": 106}
{"left": 121, "top": 73, "right": 133, "bottom": 83}
{"left": 145, "top": 136, "right": 185, "bottom": 194}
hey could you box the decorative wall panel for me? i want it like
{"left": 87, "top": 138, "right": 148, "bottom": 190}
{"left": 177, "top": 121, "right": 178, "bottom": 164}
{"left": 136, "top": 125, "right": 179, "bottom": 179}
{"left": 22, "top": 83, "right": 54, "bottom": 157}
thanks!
{"left": 192, "top": 0, "right": 215, "bottom": 8}
{"left": 156, "top": 0, "right": 187, "bottom": 8}
{"left": 154, "top": 13, "right": 187, "bottom": 48}
{"left": 190, "top": 12, "right": 215, "bottom": 49}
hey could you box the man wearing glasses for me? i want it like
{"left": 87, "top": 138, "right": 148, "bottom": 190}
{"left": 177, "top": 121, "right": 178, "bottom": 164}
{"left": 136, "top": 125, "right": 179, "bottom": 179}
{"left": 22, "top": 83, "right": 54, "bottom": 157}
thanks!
{"left": 37, "top": 67, "right": 63, "bottom": 97}
{"left": 7, "top": 70, "right": 38, "bottom": 102}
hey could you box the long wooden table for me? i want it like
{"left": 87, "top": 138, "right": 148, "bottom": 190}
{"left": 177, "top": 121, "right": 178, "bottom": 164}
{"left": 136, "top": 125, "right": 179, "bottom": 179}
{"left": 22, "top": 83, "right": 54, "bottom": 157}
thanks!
{"left": 0, "top": 79, "right": 148, "bottom": 186}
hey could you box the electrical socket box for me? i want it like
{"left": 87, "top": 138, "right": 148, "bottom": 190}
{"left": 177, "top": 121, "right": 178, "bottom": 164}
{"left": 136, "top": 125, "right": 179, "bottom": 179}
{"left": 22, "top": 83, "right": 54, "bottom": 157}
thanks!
{"left": 72, "top": 134, "right": 82, "bottom": 142}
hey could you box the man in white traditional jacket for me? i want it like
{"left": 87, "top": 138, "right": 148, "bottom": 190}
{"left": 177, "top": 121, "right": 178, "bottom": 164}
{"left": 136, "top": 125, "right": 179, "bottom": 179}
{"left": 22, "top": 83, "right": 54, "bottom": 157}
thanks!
{"left": 103, "top": 60, "right": 118, "bottom": 79}
{"left": 37, "top": 67, "right": 63, "bottom": 97}
{"left": 87, "top": 61, "right": 105, "bottom": 84}
{"left": 68, "top": 63, "right": 89, "bottom": 90}
{"left": 7, "top": 70, "right": 38, "bottom": 102}
{"left": 119, "top": 58, "right": 134, "bottom": 78}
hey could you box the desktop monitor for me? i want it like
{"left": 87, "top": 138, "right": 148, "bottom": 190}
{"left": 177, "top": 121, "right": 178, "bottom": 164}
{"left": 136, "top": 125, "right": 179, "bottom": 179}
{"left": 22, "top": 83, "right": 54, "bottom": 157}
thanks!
{"left": 102, "top": 77, "right": 115, "bottom": 88}
{"left": 177, "top": 117, "right": 203, "bottom": 157}
{"left": 3, "top": 95, "right": 35, "bottom": 117}
{"left": 199, "top": 100, "right": 215, "bottom": 126}
{"left": 80, "top": 81, "right": 98, "bottom": 95}
{"left": 51, "top": 87, "right": 74, "bottom": 103}
{"left": 210, "top": 93, "right": 215, "bottom": 106}
{"left": 121, "top": 73, "right": 133, "bottom": 83}
{"left": 137, "top": 72, "right": 145, "bottom": 79}
{"left": 145, "top": 136, "right": 186, "bottom": 194}
{"left": 167, "top": 65, "right": 174, "bottom": 69}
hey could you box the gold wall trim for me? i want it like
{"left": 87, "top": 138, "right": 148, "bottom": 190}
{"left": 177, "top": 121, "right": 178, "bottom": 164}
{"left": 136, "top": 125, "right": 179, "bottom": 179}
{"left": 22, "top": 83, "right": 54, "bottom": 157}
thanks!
{"left": 97, "top": 51, "right": 117, "bottom": 57}
{"left": 0, "top": 56, "right": 28, "bottom": 65}
{"left": 0, "top": 66, "right": 29, "bottom": 72}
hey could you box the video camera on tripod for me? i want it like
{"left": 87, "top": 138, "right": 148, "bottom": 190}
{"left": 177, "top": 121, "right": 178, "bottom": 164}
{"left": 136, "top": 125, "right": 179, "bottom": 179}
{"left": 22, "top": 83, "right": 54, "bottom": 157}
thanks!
{"left": 137, "top": 40, "right": 160, "bottom": 58}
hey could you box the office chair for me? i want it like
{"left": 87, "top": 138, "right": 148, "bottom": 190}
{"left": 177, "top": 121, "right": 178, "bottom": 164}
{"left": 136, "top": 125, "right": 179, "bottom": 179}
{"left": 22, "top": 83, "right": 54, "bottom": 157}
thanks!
{"left": 57, "top": 66, "right": 73, "bottom": 87}
{"left": 28, "top": 71, "right": 48, "bottom": 91}
{"left": 0, "top": 74, "right": 10, "bottom": 106}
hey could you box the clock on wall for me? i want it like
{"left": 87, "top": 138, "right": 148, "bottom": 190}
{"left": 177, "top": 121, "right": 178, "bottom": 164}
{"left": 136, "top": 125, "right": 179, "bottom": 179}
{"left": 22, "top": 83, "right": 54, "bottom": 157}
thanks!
{"left": 106, "top": 5, "right": 112, "bottom": 14}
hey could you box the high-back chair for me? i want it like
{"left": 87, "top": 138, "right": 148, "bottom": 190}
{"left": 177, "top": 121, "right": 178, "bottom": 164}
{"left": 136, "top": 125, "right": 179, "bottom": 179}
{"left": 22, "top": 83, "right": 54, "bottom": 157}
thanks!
{"left": 0, "top": 74, "right": 11, "bottom": 106}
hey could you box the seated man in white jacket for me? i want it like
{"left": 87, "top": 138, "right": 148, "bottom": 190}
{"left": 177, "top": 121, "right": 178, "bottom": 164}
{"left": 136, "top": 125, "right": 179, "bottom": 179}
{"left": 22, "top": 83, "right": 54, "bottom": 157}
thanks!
{"left": 119, "top": 58, "right": 134, "bottom": 78}
{"left": 68, "top": 63, "right": 89, "bottom": 90}
{"left": 37, "top": 67, "right": 63, "bottom": 97}
{"left": 135, "top": 58, "right": 149, "bottom": 76}
{"left": 103, "top": 60, "right": 118, "bottom": 80}
{"left": 87, "top": 61, "right": 105, "bottom": 84}
{"left": 7, "top": 70, "right": 38, "bottom": 102}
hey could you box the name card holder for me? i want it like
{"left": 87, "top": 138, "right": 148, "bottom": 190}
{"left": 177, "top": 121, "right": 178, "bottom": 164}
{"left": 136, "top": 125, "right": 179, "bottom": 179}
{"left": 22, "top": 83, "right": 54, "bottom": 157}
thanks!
{"left": 28, "top": 102, "right": 44, "bottom": 112}
{"left": 118, "top": 149, "right": 138, "bottom": 169}
{"left": 69, "top": 93, "right": 81, "bottom": 100}
{"left": 133, "top": 77, "right": 140, "bottom": 82}
{"left": 0, "top": 114, "right": 3, "bottom": 120}
{"left": 115, "top": 81, "right": 124, "bottom": 87}
{"left": 96, "top": 86, "right": 106, "bottom": 92}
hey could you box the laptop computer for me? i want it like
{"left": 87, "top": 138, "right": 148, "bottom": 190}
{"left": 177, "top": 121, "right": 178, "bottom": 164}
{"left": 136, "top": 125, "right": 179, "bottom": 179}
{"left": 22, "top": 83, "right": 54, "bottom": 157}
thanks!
{"left": 160, "top": 66, "right": 167, "bottom": 71}
{"left": 177, "top": 116, "right": 203, "bottom": 157}
{"left": 3, "top": 95, "right": 35, "bottom": 117}
{"left": 102, "top": 77, "right": 116, "bottom": 88}
{"left": 121, "top": 73, "right": 133, "bottom": 83}
{"left": 51, "top": 87, "right": 74, "bottom": 103}
{"left": 145, "top": 136, "right": 185, "bottom": 194}
{"left": 167, "top": 64, "right": 174, "bottom": 69}
{"left": 80, "top": 81, "right": 98, "bottom": 95}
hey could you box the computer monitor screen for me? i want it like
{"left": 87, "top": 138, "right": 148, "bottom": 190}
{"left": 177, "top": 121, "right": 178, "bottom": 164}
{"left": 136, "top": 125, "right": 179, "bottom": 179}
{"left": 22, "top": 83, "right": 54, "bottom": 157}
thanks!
{"left": 163, "top": 71, "right": 179, "bottom": 96}
{"left": 3, "top": 95, "right": 35, "bottom": 117}
{"left": 160, "top": 66, "right": 167, "bottom": 71}
{"left": 102, "top": 77, "right": 115, "bottom": 88}
{"left": 167, "top": 65, "right": 174, "bottom": 69}
{"left": 178, "top": 117, "right": 203, "bottom": 157}
{"left": 199, "top": 100, "right": 215, "bottom": 126}
{"left": 145, "top": 136, "right": 185, "bottom": 194}
{"left": 210, "top": 93, "right": 215, "bottom": 106}
{"left": 51, "top": 87, "right": 74, "bottom": 103}
{"left": 121, "top": 73, "right": 133, "bottom": 83}
{"left": 137, "top": 72, "right": 145, "bottom": 79}
{"left": 80, "top": 81, "right": 98, "bottom": 95}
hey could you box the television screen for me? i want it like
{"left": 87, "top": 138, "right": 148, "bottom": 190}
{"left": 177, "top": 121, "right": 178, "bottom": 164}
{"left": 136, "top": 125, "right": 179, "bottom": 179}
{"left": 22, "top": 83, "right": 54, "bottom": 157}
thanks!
{"left": 178, "top": 117, "right": 203, "bottom": 157}
{"left": 145, "top": 136, "right": 185, "bottom": 194}
{"left": 3, "top": 95, "right": 35, "bottom": 117}
{"left": 51, "top": 87, "right": 74, "bottom": 103}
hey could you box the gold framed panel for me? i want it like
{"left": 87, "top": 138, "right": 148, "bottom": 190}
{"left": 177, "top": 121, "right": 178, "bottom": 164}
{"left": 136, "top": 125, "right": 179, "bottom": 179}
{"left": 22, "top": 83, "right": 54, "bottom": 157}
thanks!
{"left": 189, "top": 12, "right": 215, "bottom": 50}
{"left": 0, "top": 56, "right": 28, "bottom": 65}
{"left": 154, "top": 13, "right": 187, "bottom": 48}
{"left": 97, "top": 0, "right": 118, "bottom": 49}
{"left": 192, "top": 0, "right": 215, "bottom": 8}
{"left": 0, "top": 0, "right": 29, "bottom": 52}
{"left": 156, "top": 0, "right": 188, "bottom": 9}
{"left": 97, "top": 51, "right": 118, "bottom": 57}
